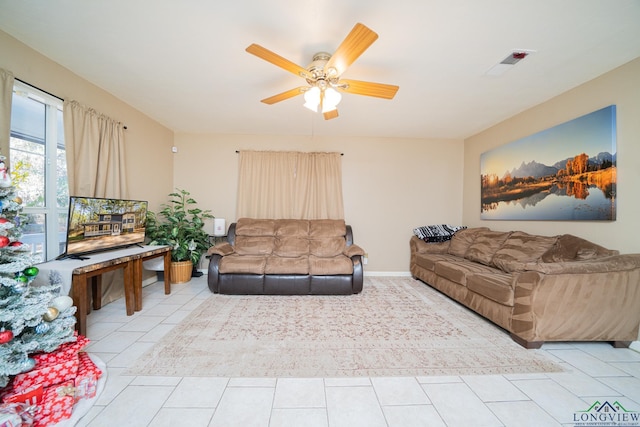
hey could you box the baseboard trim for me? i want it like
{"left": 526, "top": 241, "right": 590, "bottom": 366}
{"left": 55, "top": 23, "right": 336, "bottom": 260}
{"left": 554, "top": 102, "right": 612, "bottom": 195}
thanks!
{"left": 364, "top": 271, "right": 412, "bottom": 277}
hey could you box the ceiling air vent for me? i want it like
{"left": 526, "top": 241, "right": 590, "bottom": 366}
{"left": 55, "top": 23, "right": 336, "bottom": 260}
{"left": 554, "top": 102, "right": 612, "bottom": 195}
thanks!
{"left": 485, "top": 50, "right": 535, "bottom": 76}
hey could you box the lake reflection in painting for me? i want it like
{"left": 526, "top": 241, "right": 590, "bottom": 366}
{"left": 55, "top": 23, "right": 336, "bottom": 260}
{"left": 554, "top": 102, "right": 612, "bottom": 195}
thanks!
{"left": 480, "top": 106, "right": 616, "bottom": 221}
{"left": 482, "top": 183, "right": 616, "bottom": 221}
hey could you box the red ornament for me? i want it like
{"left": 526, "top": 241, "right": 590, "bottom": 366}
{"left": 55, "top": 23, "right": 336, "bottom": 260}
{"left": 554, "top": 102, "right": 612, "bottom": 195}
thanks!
{"left": 0, "top": 236, "right": 9, "bottom": 247}
{"left": 0, "top": 218, "right": 8, "bottom": 223}
{"left": 9, "top": 241, "right": 22, "bottom": 247}
{"left": 0, "top": 329, "right": 14, "bottom": 344}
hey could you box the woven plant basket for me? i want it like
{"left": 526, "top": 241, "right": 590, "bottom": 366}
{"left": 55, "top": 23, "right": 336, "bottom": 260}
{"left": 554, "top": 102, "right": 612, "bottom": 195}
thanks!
{"left": 170, "top": 260, "right": 193, "bottom": 284}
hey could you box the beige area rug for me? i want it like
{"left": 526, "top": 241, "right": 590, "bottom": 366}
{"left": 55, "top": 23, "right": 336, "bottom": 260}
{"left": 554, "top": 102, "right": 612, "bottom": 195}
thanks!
{"left": 126, "top": 276, "right": 562, "bottom": 377}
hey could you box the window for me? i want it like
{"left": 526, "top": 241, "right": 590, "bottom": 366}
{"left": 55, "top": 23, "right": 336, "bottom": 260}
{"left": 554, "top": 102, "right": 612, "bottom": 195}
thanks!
{"left": 10, "top": 81, "right": 68, "bottom": 261}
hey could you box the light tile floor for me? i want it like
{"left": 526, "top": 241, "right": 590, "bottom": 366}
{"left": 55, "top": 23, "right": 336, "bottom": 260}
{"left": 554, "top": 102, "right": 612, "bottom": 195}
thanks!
{"left": 76, "top": 275, "right": 640, "bottom": 427}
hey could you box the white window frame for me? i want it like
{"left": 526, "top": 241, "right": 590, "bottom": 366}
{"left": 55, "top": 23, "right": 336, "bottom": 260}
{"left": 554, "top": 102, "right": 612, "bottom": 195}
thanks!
{"left": 11, "top": 80, "right": 67, "bottom": 261}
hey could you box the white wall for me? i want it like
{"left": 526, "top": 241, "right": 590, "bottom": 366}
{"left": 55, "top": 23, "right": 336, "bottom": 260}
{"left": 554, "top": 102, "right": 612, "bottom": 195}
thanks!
{"left": 463, "top": 58, "right": 640, "bottom": 254}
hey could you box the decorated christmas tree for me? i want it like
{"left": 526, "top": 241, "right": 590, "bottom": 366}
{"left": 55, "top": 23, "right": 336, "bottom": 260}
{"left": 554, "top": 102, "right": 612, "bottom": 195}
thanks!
{"left": 0, "top": 157, "right": 77, "bottom": 388}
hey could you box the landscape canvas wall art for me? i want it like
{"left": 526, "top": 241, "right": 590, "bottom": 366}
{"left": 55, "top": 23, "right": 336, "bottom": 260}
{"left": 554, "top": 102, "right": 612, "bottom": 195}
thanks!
{"left": 480, "top": 105, "right": 616, "bottom": 221}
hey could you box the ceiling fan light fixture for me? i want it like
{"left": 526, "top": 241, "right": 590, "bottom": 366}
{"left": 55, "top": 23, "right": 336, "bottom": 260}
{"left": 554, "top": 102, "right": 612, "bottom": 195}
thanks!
{"left": 247, "top": 23, "right": 398, "bottom": 120}
{"left": 321, "top": 87, "right": 342, "bottom": 112}
{"left": 303, "top": 86, "right": 321, "bottom": 112}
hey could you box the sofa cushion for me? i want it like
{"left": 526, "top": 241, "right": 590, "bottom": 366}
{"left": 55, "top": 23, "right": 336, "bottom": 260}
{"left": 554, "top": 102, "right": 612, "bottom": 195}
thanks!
{"left": 265, "top": 256, "right": 309, "bottom": 274}
{"left": 467, "top": 273, "right": 515, "bottom": 306}
{"left": 448, "top": 227, "right": 489, "bottom": 257}
{"left": 464, "top": 230, "right": 511, "bottom": 266}
{"left": 414, "top": 253, "right": 462, "bottom": 272}
{"left": 219, "top": 254, "right": 266, "bottom": 274}
{"left": 523, "top": 255, "right": 640, "bottom": 274}
{"left": 434, "top": 260, "right": 501, "bottom": 285}
{"left": 309, "top": 254, "right": 353, "bottom": 275}
{"left": 309, "top": 219, "right": 346, "bottom": 238}
{"left": 273, "top": 237, "right": 309, "bottom": 257}
{"left": 275, "top": 219, "right": 309, "bottom": 237}
{"left": 310, "top": 237, "right": 345, "bottom": 257}
{"left": 234, "top": 236, "right": 274, "bottom": 255}
{"left": 492, "top": 232, "right": 558, "bottom": 273}
{"left": 541, "top": 234, "right": 619, "bottom": 262}
{"left": 235, "top": 218, "right": 276, "bottom": 236}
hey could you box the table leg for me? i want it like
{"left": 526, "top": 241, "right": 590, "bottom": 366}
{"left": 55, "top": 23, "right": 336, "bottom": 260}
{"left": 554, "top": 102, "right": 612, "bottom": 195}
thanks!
{"left": 133, "top": 258, "right": 143, "bottom": 312}
{"left": 163, "top": 250, "right": 171, "bottom": 295}
{"left": 91, "top": 275, "right": 102, "bottom": 310}
{"left": 123, "top": 261, "right": 135, "bottom": 316}
{"left": 72, "top": 272, "right": 88, "bottom": 336}
{"left": 84, "top": 278, "right": 92, "bottom": 315}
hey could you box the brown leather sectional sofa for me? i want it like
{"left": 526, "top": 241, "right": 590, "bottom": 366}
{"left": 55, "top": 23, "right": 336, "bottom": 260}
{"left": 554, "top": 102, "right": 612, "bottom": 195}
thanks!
{"left": 207, "top": 218, "right": 365, "bottom": 295}
{"left": 410, "top": 227, "right": 640, "bottom": 348}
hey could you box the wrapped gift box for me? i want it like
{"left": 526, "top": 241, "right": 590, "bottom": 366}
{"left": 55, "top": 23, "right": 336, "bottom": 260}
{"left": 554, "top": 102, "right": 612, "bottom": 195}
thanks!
{"left": 2, "top": 384, "right": 43, "bottom": 406}
{"left": 74, "top": 353, "right": 102, "bottom": 401}
{"left": 12, "top": 335, "right": 89, "bottom": 392}
{"left": 33, "top": 381, "right": 75, "bottom": 427}
{"left": 11, "top": 357, "right": 78, "bottom": 393}
{"left": 31, "top": 335, "right": 89, "bottom": 367}
{"left": 1, "top": 334, "right": 95, "bottom": 426}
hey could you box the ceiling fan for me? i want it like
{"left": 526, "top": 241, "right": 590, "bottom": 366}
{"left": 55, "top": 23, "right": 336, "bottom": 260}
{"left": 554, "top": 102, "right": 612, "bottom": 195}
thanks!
{"left": 246, "top": 23, "right": 399, "bottom": 120}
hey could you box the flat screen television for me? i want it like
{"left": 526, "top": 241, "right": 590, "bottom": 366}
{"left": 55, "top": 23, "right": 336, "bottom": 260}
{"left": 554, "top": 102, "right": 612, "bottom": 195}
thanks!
{"left": 57, "top": 196, "right": 148, "bottom": 260}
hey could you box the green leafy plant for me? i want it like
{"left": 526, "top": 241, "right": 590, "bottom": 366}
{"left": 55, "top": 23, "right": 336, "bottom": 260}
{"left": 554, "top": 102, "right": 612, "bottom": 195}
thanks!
{"left": 146, "top": 189, "right": 213, "bottom": 264}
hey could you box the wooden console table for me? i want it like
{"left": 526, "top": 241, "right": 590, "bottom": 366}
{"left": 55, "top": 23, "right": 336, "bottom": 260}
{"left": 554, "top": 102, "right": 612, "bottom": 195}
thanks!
{"left": 35, "top": 245, "right": 172, "bottom": 336}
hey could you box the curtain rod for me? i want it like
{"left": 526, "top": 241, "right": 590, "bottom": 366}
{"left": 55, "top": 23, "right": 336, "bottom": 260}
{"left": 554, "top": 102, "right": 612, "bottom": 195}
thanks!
{"left": 15, "top": 78, "right": 63, "bottom": 102}
{"left": 15, "top": 78, "right": 128, "bottom": 130}
{"left": 236, "top": 150, "right": 343, "bottom": 156}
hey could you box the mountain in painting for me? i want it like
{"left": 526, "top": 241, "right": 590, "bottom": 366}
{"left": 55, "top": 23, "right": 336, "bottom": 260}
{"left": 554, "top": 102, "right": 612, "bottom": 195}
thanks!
{"left": 504, "top": 160, "right": 558, "bottom": 179}
{"left": 506, "top": 151, "right": 615, "bottom": 180}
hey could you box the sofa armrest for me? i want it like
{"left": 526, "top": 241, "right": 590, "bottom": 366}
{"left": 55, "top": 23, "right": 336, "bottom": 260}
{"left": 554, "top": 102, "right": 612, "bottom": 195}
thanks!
{"left": 207, "top": 242, "right": 235, "bottom": 257}
{"left": 511, "top": 258, "right": 640, "bottom": 344}
{"left": 410, "top": 236, "right": 450, "bottom": 254}
{"left": 343, "top": 244, "right": 365, "bottom": 257}
{"left": 351, "top": 253, "right": 364, "bottom": 294}
{"left": 207, "top": 254, "right": 222, "bottom": 293}
{"left": 522, "top": 254, "right": 640, "bottom": 275}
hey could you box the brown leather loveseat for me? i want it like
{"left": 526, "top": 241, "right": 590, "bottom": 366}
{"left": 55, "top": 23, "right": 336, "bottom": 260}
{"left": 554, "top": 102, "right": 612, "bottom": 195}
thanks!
{"left": 207, "top": 218, "right": 365, "bottom": 295}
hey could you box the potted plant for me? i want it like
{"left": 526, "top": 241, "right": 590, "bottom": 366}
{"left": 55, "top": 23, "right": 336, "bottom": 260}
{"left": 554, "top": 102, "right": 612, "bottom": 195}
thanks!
{"left": 146, "top": 188, "right": 213, "bottom": 283}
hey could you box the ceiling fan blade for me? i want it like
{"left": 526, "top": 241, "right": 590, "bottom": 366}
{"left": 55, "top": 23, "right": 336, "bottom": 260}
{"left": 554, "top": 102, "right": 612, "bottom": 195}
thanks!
{"left": 323, "top": 109, "right": 339, "bottom": 120}
{"left": 338, "top": 79, "right": 399, "bottom": 99}
{"left": 325, "top": 23, "right": 378, "bottom": 77}
{"left": 260, "top": 87, "right": 306, "bottom": 105}
{"left": 246, "top": 44, "right": 309, "bottom": 78}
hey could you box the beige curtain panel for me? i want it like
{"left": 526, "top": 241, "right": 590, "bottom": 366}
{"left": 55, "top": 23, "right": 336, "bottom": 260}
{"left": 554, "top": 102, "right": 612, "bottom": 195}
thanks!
{"left": 63, "top": 99, "right": 128, "bottom": 198}
{"left": 0, "top": 68, "right": 14, "bottom": 164}
{"left": 237, "top": 150, "right": 344, "bottom": 220}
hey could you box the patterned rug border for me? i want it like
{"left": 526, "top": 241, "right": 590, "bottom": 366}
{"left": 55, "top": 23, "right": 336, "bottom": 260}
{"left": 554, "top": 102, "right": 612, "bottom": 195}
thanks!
{"left": 126, "top": 277, "right": 563, "bottom": 377}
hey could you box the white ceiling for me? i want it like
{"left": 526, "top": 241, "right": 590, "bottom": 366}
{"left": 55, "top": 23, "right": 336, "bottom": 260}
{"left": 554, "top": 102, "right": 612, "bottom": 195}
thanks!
{"left": 1, "top": 0, "right": 639, "bottom": 140}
